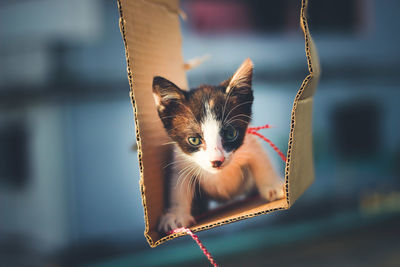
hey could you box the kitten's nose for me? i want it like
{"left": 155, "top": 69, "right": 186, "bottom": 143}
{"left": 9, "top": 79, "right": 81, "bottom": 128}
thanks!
{"left": 211, "top": 159, "right": 224, "bottom": 168}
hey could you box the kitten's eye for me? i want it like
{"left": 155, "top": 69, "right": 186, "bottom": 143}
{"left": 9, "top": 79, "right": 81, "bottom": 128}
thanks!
{"left": 188, "top": 137, "right": 202, "bottom": 146}
{"left": 224, "top": 126, "right": 238, "bottom": 141}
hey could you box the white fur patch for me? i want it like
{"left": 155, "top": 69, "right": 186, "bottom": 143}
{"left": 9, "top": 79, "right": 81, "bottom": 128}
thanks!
{"left": 187, "top": 104, "right": 231, "bottom": 173}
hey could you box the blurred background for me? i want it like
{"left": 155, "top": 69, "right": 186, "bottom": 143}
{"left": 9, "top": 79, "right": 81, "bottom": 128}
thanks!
{"left": 1, "top": 0, "right": 400, "bottom": 266}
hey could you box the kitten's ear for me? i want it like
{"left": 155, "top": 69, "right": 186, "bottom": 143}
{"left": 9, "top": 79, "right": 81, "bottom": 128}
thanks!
{"left": 152, "top": 76, "right": 185, "bottom": 110}
{"left": 222, "top": 58, "right": 253, "bottom": 94}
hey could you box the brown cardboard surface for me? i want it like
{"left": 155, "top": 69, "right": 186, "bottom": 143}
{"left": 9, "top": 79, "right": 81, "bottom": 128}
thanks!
{"left": 118, "top": 0, "right": 320, "bottom": 247}
{"left": 285, "top": 0, "right": 320, "bottom": 206}
{"left": 118, "top": 0, "right": 187, "bottom": 246}
{"left": 192, "top": 198, "right": 288, "bottom": 231}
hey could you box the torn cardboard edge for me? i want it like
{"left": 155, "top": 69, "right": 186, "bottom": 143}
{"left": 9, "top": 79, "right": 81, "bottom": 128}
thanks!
{"left": 118, "top": 0, "right": 320, "bottom": 248}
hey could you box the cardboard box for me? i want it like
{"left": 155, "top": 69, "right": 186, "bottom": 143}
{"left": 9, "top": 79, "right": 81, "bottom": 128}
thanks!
{"left": 117, "top": 0, "right": 320, "bottom": 247}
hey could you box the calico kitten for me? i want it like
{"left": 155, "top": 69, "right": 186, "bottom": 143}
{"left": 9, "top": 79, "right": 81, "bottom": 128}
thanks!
{"left": 153, "top": 58, "right": 284, "bottom": 232}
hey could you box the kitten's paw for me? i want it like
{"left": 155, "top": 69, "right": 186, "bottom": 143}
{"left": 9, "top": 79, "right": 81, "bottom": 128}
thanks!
{"left": 157, "top": 211, "right": 196, "bottom": 233}
{"left": 260, "top": 182, "right": 285, "bottom": 202}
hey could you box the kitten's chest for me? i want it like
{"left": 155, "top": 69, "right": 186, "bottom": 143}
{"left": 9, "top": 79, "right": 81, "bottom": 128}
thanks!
{"left": 200, "top": 162, "right": 253, "bottom": 200}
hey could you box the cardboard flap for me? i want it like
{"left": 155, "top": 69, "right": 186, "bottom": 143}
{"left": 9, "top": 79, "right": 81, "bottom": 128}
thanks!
{"left": 118, "top": 0, "right": 187, "bottom": 246}
{"left": 286, "top": 0, "right": 321, "bottom": 206}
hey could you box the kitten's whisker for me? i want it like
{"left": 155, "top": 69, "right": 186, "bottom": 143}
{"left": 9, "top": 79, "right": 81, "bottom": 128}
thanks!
{"left": 177, "top": 173, "right": 190, "bottom": 191}
{"left": 176, "top": 166, "right": 195, "bottom": 187}
{"left": 182, "top": 165, "right": 197, "bottom": 193}
{"left": 194, "top": 169, "right": 200, "bottom": 197}
{"left": 178, "top": 164, "right": 194, "bottom": 176}
{"left": 221, "top": 84, "right": 236, "bottom": 122}
{"left": 160, "top": 141, "right": 177, "bottom": 146}
{"left": 178, "top": 164, "right": 192, "bottom": 173}
{"left": 189, "top": 166, "right": 199, "bottom": 189}
{"left": 191, "top": 171, "right": 198, "bottom": 197}
{"left": 225, "top": 118, "right": 249, "bottom": 125}
{"left": 176, "top": 166, "right": 194, "bottom": 190}
{"left": 163, "top": 159, "right": 188, "bottom": 169}
{"left": 182, "top": 163, "right": 196, "bottom": 189}
{"left": 225, "top": 114, "right": 252, "bottom": 123}
{"left": 193, "top": 167, "right": 203, "bottom": 197}
{"left": 223, "top": 100, "right": 253, "bottom": 124}
{"left": 228, "top": 114, "right": 252, "bottom": 120}
{"left": 192, "top": 166, "right": 201, "bottom": 186}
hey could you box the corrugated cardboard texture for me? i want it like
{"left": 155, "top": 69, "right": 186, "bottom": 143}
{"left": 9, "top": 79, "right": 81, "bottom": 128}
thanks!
{"left": 118, "top": 0, "right": 187, "bottom": 246}
{"left": 118, "top": 0, "right": 320, "bottom": 247}
{"left": 286, "top": 0, "right": 320, "bottom": 206}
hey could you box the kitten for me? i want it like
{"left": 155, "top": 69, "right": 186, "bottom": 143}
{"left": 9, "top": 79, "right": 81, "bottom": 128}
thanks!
{"left": 153, "top": 58, "right": 285, "bottom": 232}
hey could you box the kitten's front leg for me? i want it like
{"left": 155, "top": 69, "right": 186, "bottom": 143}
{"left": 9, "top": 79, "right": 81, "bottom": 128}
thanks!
{"left": 247, "top": 136, "right": 285, "bottom": 202}
{"left": 157, "top": 166, "right": 196, "bottom": 233}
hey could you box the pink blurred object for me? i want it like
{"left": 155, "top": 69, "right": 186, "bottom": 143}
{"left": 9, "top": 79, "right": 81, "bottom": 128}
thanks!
{"left": 187, "top": 1, "right": 252, "bottom": 33}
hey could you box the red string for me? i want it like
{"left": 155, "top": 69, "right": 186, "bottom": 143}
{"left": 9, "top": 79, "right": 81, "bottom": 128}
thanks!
{"left": 247, "top": 124, "right": 287, "bottom": 162}
{"left": 168, "top": 124, "right": 285, "bottom": 267}
{"left": 170, "top": 228, "right": 219, "bottom": 267}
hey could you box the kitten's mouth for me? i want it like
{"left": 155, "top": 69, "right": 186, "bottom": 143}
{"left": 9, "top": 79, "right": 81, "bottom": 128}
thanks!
{"left": 202, "top": 164, "right": 224, "bottom": 174}
{"left": 206, "top": 158, "right": 230, "bottom": 173}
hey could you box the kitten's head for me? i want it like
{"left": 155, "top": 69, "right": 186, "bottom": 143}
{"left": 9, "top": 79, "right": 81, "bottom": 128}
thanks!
{"left": 153, "top": 58, "right": 253, "bottom": 173}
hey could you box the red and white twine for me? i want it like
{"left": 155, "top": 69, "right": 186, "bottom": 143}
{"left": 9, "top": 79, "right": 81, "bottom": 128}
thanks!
{"left": 169, "top": 227, "right": 219, "bottom": 267}
{"left": 247, "top": 124, "right": 287, "bottom": 162}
